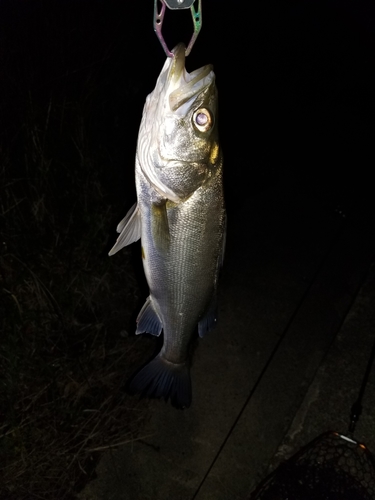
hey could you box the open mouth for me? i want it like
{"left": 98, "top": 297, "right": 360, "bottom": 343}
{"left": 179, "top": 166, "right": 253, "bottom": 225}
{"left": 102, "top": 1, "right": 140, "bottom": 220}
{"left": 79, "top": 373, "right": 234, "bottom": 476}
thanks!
{"left": 168, "top": 44, "right": 214, "bottom": 112}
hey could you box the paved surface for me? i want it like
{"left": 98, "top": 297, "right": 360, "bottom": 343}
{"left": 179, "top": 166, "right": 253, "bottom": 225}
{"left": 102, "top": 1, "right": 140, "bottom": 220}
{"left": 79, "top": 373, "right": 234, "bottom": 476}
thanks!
{"left": 267, "top": 260, "right": 375, "bottom": 479}
{"left": 79, "top": 184, "right": 375, "bottom": 499}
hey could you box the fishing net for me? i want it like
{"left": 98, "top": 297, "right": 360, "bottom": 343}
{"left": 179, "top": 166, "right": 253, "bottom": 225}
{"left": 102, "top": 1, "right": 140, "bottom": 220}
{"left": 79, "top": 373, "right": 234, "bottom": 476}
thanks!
{"left": 250, "top": 431, "right": 375, "bottom": 500}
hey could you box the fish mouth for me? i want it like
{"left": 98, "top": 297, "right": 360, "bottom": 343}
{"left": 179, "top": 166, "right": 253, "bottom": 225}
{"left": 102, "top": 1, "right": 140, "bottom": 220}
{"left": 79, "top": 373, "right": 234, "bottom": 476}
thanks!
{"left": 167, "top": 43, "right": 214, "bottom": 112}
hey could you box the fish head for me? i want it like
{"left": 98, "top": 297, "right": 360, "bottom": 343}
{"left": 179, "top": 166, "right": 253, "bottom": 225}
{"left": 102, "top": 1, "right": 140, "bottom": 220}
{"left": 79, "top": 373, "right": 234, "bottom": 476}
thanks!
{"left": 138, "top": 44, "right": 220, "bottom": 202}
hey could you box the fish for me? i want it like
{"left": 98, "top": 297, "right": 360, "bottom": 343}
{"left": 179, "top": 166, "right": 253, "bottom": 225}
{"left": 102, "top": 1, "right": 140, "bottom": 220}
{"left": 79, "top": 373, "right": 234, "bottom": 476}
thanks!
{"left": 109, "top": 43, "right": 225, "bottom": 408}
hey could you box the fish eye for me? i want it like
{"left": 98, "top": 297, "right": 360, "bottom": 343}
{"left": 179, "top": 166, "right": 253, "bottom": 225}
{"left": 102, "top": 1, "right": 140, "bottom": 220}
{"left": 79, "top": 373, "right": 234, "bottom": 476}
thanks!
{"left": 192, "top": 108, "right": 213, "bottom": 133}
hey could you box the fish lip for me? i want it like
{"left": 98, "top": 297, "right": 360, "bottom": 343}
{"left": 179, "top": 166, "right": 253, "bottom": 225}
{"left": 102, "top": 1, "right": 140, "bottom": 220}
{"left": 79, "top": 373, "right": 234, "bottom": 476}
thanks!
{"left": 168, "top": 44, "right": 214, "bottom": 112}
{"left": 170, "top": 43, "right": 186, "bottom": 84}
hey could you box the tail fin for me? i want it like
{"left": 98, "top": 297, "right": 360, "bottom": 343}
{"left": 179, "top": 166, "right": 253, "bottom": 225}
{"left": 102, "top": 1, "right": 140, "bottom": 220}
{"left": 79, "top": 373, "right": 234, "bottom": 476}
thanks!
{"left": 128, "top": 354, "right": 192, "bottom": 408}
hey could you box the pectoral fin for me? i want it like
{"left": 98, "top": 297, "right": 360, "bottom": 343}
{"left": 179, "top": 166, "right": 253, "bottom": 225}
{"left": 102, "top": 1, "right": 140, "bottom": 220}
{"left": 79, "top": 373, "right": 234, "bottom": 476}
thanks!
{"left": 151, "top": 200, "right": 170, "bottom": 254}
{"left": 108, "top": 203, "right": 141, "bottom": 256}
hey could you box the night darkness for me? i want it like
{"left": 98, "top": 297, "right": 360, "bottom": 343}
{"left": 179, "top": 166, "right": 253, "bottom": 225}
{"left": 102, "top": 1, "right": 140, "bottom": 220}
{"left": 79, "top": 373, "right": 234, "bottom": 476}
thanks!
{"left": 2, "top": 0, "right": 375, "bottom": 212}
{"left": 1, "top": 1, "right": 375, "bottom": 498}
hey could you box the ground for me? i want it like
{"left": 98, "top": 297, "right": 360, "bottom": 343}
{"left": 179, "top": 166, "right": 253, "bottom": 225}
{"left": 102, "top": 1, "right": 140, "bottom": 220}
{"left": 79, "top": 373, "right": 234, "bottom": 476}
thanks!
{"left": 78, "top": 183, "right": 375, "bottom": 499}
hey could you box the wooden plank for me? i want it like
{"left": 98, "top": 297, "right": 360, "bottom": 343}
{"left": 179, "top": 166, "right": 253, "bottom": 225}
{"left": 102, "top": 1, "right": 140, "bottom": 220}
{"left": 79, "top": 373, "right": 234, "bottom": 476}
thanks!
{"left": 193, "top": 212, "right": 375, "bottom": 500}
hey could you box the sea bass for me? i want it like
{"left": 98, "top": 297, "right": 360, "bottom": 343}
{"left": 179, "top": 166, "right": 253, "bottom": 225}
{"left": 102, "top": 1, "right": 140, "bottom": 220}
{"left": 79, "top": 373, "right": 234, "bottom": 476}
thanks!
{"left": 109, "top": 44, "right": 225, "bottom": 408}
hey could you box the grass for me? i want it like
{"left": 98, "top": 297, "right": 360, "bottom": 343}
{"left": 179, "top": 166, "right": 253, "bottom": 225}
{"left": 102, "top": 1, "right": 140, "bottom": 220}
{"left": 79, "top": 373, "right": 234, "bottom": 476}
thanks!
{"left": 0, "top": 2, "right": 155, "bottom": 497}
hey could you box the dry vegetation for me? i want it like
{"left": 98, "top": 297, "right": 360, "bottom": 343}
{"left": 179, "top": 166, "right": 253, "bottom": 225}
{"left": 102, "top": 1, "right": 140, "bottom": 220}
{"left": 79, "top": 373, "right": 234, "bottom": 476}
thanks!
{"left": 0, "top": 1, "right": 154, "bottom": 498}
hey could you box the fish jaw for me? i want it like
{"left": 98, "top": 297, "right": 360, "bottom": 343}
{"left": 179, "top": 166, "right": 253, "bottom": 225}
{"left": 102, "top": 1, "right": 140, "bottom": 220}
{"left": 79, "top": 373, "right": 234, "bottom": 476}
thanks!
{"left": 137, "top": 44, "right": 219, "bottom": 202}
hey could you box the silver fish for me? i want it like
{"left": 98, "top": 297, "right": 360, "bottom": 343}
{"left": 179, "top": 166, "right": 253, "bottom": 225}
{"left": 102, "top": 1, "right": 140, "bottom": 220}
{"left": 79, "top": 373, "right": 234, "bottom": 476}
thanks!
{"left": 109, "top": 44, "right": 225, "bottom": 407}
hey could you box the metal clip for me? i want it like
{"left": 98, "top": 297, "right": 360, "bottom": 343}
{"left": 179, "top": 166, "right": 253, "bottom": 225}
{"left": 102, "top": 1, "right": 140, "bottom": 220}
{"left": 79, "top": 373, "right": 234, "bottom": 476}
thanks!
{"left": 153, "top": 0, "right": 202, "bottom": 57}
{"left": 163, "top": 0, "right": 195, "bottom": 8}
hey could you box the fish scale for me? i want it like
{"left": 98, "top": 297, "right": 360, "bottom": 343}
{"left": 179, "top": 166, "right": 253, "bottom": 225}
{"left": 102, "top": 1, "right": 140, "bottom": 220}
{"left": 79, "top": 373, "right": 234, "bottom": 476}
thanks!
{"left": 109, "top": 44, "right": 225, "bottom": 407}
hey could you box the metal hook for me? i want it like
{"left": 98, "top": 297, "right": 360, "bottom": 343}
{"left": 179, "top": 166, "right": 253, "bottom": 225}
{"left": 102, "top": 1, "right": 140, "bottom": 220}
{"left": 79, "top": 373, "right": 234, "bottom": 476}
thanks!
{"left": 153, "top": 0, "right": 202, "bottom": 57}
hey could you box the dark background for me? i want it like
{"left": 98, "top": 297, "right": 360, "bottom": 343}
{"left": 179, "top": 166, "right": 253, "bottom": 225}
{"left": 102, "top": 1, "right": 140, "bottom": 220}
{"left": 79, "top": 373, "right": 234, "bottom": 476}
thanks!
{"left": 2, "top": 0, "right": 374, "bottom": 217}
